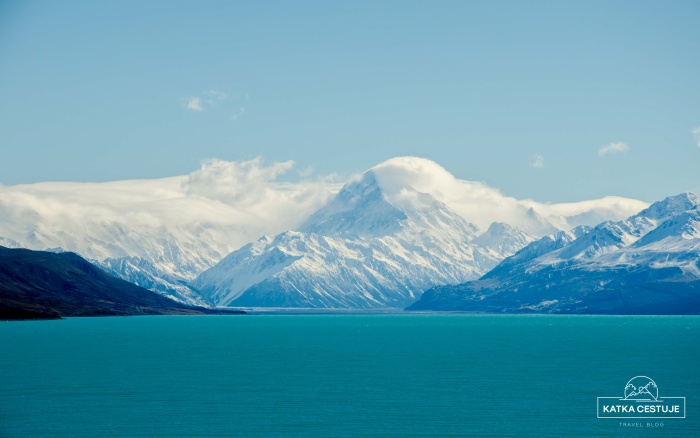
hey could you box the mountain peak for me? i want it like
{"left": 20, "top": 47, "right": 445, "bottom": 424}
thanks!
{"left": 299, "top": 170, "right": 408, "bottom": 237}
{"left": 299, "top": 164, "right": 481, "bottom": 240}
{"left": 634, "top": 192, "right": 699, "bottom": 222}
{"left": 485, "top": 222, "right": 517, "bottom": 235}
{"left": 521, "top": 206, "right": 560, "bottom": 236}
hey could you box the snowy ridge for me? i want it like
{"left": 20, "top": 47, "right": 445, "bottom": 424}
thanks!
{"left": 547, "top": 193, "right": 698, "bottom": 262}
{"left": 99, "top": 256, "right": 212, "bottom": 307}
{"left": 410, "top": 192, "right": 700, "bottom": 314}
{"left": 482, "top": 225, "right": 591, "bottom": 279}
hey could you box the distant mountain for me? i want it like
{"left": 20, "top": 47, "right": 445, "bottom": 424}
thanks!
{"left": 408, "top": 193, "right": 700, "bottom": 314}
{"left": 192, "top": 162, "right": 535, "bottom": 308}
{"left": 472, "top": 222, "right": 535, "bottom": 258}
{"left": 0, "top": 246, "right": 235, "bottom": 319}
{"left": 98, "top": 256, "right": 213, "bottom": 307}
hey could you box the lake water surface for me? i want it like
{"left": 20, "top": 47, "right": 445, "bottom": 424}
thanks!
{"left": 1, "top": 314, "right": 698, "bottom": 437}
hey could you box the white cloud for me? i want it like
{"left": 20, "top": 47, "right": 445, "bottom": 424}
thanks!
{"left": 186, "top": 97, "right": 203, "bottom": 112}
{"left": 693, "top": 127, "right": 700, "bottom": 148}
{"left": 231, "top": 107, "right": 246, "bottom": 121}
{"left": 0, "top": 158, "right": 338, "bottom": 274}
{"left": 523, "top": 196, "right": 649, "bottom": 230}
{"left": 184, "top": 90, "right": 228, "bottom": 112}
{"left": 369, "top": 156, "right": 647, "bottom": 235}
{"left": 599, "top": 141, "right": 629, "bottom": 157}
{"left": 184, "top": 158, "right": 294, "bottom": 205}
{"left": 530, "top": 154, "right": 544, "bottom": 169}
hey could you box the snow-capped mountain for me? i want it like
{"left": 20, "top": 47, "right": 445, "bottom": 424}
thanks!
{"left": 0, "top": 156, "right": 646, "bottom": 306}
{"left": 192, "top": 165, "right": 535, "bottom": 308}
{"left": 409, "top": 193, "right": 700, "bottom": 314}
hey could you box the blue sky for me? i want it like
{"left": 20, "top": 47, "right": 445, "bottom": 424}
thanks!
{"left": 0, "top": 0, "right": 698, "bottom": 202}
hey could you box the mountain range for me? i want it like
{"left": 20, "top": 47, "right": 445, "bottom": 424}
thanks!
{"left": 408, "top": 193, "right": 700, "bottom": 314}
{"left": 3, "top": 156, "right": 685, "bottom": 312}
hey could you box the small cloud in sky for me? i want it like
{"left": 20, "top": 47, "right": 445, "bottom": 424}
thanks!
{"left": 186, "top": 97, "right": 204, "bottom": 112}
{"left": 184, "top": 90, "right": 228, "bottom": 112}
{"left": 231, "top": 107, "right": 246, "bottom": 121}
{"left": 693, "top": 127, "right": 700, "bottom": 148}
{"left": 599, "top": 142, "right": 629, "bottom": 157}
{"left": 530, "top": 154, "right": 544, "bottom": 169}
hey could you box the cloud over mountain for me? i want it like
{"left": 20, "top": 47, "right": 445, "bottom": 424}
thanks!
{"left": 0, "top": 156, "right": 647, "bottom": 257}
{"left": 367, "top": 157, "right": 646, "bottom": 234}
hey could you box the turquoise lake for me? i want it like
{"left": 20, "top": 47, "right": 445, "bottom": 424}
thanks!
{"left": 1, "top": 314, "right": 698, "bottom": 437}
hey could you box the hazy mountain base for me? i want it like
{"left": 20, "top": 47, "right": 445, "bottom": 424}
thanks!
{"left": 408, "top": 265, "right": 700, "bottom": 314}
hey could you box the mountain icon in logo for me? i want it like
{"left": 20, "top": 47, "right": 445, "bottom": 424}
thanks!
{"left": 624, "top": 376, "right": 658, "bottom": 401}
